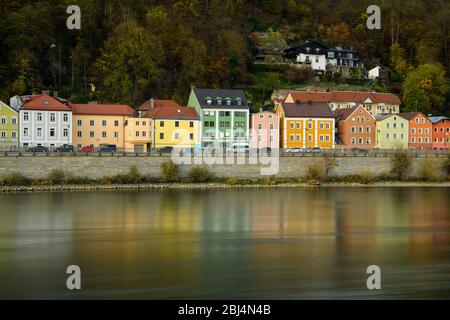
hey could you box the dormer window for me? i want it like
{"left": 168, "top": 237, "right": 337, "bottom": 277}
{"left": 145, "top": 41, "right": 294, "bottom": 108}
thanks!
{"left": 43, "top": 100, "right": 50, "bottom": 105}
{"left": 216, "top": 98, "right": 222, "bottom": 105}
{"left": 225, "top": 98, "right": 231, "bottom": 106}
{"left": 306, "top": 47, "right": 310, "bottom": 53}
{"left": 206, "top": 97, "right": 212, "bottom": 105}
{"left": 235, "top": 98, "right": 242, "bottom": 106}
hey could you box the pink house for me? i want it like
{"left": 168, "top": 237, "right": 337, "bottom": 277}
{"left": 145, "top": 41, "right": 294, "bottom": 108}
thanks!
{"left": 250, "top": 111, "right": 280, "bottom": 149}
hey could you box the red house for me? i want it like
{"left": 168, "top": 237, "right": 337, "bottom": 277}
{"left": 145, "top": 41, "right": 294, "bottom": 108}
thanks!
{"left": 399, "top": 112, "right": 432, "bottom": 149}
{"left": 429, "top": 116, "right": 450, "bottom": 150}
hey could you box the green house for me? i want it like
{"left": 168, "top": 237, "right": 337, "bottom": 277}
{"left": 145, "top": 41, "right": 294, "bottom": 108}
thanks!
{"left": 188, "top": 88, "right": 250, "bottom": 148}
{"left": 0, "top": 100, "right": 19, "bottom": 151}
{"left": 375, "top": 114, "right": 409, "bottom": 149}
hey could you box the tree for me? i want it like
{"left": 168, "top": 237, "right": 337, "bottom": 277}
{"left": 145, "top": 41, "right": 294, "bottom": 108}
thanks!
{"left": 95, "top": 17, "right": 163, "bottom": 105}
{"left": 402, "top": 64, "right": 448, "bottom": 114}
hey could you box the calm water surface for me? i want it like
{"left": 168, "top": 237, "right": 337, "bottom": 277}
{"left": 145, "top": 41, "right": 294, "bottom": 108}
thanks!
{"left": 0, "top": 187, "right": 449, "bottom": 299}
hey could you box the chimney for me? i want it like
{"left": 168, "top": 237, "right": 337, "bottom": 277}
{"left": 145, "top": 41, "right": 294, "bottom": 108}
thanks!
{"left": 150, "top": 98, "right": 154, "bottom": 109}
{"left": 259, "top": 108, "right": 263, "bottom": 113}
{"left": 54, "top": 91, "right": 58, "bottom": 98}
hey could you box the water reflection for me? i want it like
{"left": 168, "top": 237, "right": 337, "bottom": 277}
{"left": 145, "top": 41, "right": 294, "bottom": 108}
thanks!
{"left": 0, "top": 187, "right": 449, "bottom": 299}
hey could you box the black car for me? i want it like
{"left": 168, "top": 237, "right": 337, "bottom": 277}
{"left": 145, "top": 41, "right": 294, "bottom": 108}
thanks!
{"left": 27, "top": 146, "right": 49, "bottom": 153}
{"left": 98, "top": 144, "right": 117, "bottom": 153}
{"left": 55, "top": 144, "right": 74, "bottom": 152}
{"left": 158, "top": 146, "right": 174, "bottom": 154}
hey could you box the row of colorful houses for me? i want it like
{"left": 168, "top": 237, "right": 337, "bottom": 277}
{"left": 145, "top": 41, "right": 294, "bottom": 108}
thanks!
{"left": 0, "top": 88, "right": 449, "bottom": 151}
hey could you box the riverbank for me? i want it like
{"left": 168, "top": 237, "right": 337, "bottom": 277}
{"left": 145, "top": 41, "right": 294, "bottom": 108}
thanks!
{"left": 1, "top": 181, "right": 450, "bottom": 193}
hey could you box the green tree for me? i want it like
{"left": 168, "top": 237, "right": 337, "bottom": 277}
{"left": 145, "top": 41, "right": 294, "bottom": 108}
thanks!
{"left": 402, "top": 64, "right": 448, "bottom": 114}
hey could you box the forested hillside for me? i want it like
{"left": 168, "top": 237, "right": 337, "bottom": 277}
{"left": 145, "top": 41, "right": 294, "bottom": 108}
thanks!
{"left": 0, "top": 0, "right": 449, "bottom": 114}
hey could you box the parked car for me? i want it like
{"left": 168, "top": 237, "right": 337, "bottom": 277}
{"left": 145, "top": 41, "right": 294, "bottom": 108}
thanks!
{"left": 226, "top": 144, "right": 249, "bottom": 153}
{"left": 55, "top": 144, "right": 74, "bottom": 153}
{"left": 286, "top": 148, "right": 305, "bottom": 153}
{"left": 158, "top": 146, "right": 174, "bottom": 154}
{"left": 27, "top": 146, "right": 49, "bottom": 153}
{"left": 98, "top": 144, "right": 117, "bottom": 153}
{"left": 258, "top": 147, "right": 272, "bottom": 154}
{"left": 351, "top": 147, "right": 369, "bottom": 154}
{"left": 79, "top": 146, "right": 94, "bottom": 153}
{"left": 308, "top": 147, "right": 322, "bottom": 154}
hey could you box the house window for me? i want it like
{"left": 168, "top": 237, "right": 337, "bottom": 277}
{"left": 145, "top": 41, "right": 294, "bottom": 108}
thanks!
{"left": 366, "top": 138, "right": 371, "bottom": 144}
{"left": 63, "top": 128, "right": 68, "bottom": 137}
{"left": 114, "top": 132, "right": 118, "bottom": 138}
{"left": 37, "top": 113, "right": 43, "bottom": 122}
{"left": 190, "top": 122, "right": 194, "bottom": 128}
{"left": 11, "top": 117, "right": 17, "bottom": 125}
{"left": 258, "top": 135, "right": 262, "bottom": 142}
{"left": 175, "top": 121, "right": 179, "bottom": 127}
{"left": 351, "top": 138, "right": 356, "bottom": 144}
{"left": 359, "top": 127, "right": 363, "bottom": 133}
{"left": 115, "top": 120, "right": 119, "bottom": 127}
{"left": 77, "top": 131, "right": 82, "bottom": 138}
{"left": 358, "top": 138, "right": 363, "bottom": 144}
{"left": 386, "top": 134, "right": 390, "bottom": 139}
{"left": 11, "top": 131, "right": 17, "bottom": 139}
{"left": 90, "top": 132, "right": 94, "bottom": 138}
{"left": 160, "top": 121, "right": 164, "bottom": 127}
{"left": 50, "top": 113, "right": 56, "bottom": 122}
{"left": 351, "top": 126, "right": 356, "bottom": 133}
{"left": 77, "top": 120, "right": 82, "bottom": 126}
{"left": 258, "top": 124, "right": 263, "bottom": 130}
{"left": 23, "top": 127, "right": 29, "bottom": 137}
{"left": 136, "top": 131, "right": 140, "bottom": 137}
{"left": 270, "top": 124, "right": 274, "bottom": 130}
{"left": 102, "top": 120, "right": 107, "bottom": 126}
{"left": 308, "top": 134, "right": 313, "bottom": 141}
{"left": 160, "top": 133, "right": 164, "bottom": 139}
{"left": 270, "top": 135, "right": 274, "bottom": 142}
{"left": 366, "top": 127, "right": 371, "bottom": 133}
{"left": 0, "top": 131, "right": 6, "bottom": 139}
{"left": 296, "top": 134, "right": 301, "bottom": 141}
{"left": 102, "top": 132, "right": 107, "bottom": 138}
{"left": 90, "top": 120, "right": 95, "bottom": 126}
{"left": 142, "top": 131, "right": 146, "bottom": 137}
{"left": 190, "top": 133, "right": 194, "bottom": 140}
{"left": 50, "top": 128, "right": 55, "bottom": 137}
{"left": 23, "top": 113, "right": 29, "bottom": 121}
{"left": 37, "top": 128, "right": 43, "bottom": 137}
{"left": 308, "top": 122, "right": 313, "bottom": 129}
{"left": 290, "top": 122, "right": 294, "bottom": 129}
{"left": 320, "top": 122, "right": 324, "bottom": 129}
{"left": 63, "top": 114, "right": 69, "bottom": 122}
{"left": 290, "top": 134, "right": 294, "bottom": 141}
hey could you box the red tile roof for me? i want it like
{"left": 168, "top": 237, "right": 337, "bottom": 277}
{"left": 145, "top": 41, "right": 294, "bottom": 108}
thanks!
{"left": 70, "top": 103, "right": 135, "bottom": 116}
{"left": 281, "top": 102, "right": 334, "bottom": 118}
{"left": 333, "top": 108, "right": 357, "bottom": 120}
{"left": 398, "top": 112, "right": 428, "bottom": 121}
{"left": 22, "top": 94, "right": 71, "bottom": 111}
{"left": 137, "top": 99, "right": 181, "bottom": 111}
{"left": 144, "top": 106, "right": 199, "bottom": 120}
{"left": 288, "top": 91, "right": 401, "bottom": 105}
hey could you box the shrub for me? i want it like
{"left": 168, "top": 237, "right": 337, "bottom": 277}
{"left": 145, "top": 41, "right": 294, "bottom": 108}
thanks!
{"left": 0, "top": 172, "right": 31, "bottom": 186}
{"left": 322, "top": 153, "right": 339, "bottom": 179}
{"left": 391, "top": 149, "right": 412, "bottom": 180}
{"left": 419, "top": 158, "right": 438, "bottom": 182}
{"left": 225, "top": 178, "right": 239, "bottom": 185}
{"left": 306, "top": 164, "right": 325, "bottom": 183}
{"left": 443, "top": 152, "right": 450, "bottom": 177}
{"left": 47, "top": 169, "right": 65, "bottom": 185}
{"left": 161, "top": 160, "right": 180, "bottom": 182}
{"left": 358, "top": 170, "right": 376, "bottom": 184}
{"left": 188, "top": 166, "right": 211, "bottom": 183}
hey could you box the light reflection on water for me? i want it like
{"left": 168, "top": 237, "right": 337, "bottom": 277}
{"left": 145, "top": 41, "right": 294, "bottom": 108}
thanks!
{"left": 0, "top": 187, "right": 449, "bottom": 299}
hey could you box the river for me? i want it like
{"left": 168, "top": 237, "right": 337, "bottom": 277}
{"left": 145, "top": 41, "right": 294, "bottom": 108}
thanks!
{"left": 0, "top": 187, "right": 449, "bottom": 299}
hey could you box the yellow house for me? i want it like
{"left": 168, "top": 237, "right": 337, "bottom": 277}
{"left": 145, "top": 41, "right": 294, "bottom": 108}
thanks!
{"left": 71, "top": 103, "right": 151, "bottom": 152}
{"left": 275, "top": 101, "right": 335, "bottom": 149}
{"left": 144, "top": 102, "right": 200, "bottom": 149}
{"left": 0, "top": 100, "right": 19, "bottom": 151}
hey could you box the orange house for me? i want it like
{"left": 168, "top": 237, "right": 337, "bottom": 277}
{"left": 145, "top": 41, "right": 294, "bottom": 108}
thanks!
{"left": 399, "top": 112, "right": 432, "bottom": 149}
{"left": 334, "top": 106, "right": 376, "bottom": 149}
{"left": 275, "top": 101, "right": 335, "bottom": 149}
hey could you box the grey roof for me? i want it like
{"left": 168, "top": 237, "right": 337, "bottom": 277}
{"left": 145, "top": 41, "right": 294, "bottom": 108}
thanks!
{"left": 429, "top": 116, "right": 449, "bottom": 124}
{"left": 193, "top": 88, "right": 249, "bottom": 109}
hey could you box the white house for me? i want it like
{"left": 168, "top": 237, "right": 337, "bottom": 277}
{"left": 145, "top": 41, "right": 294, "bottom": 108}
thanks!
{"left": 368, "top": 66, "right": 381, "bottom": 80}
{"left": 19, "top": 94, "right": 72, "bottom": 149}
{"left": 283, "top": 41, "right": 328, "bottom": 74}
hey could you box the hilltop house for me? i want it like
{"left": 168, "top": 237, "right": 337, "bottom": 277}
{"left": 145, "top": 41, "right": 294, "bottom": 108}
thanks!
{"left": 283, "top": 41, "right": 364, "bottom": 77}
{"left": 188, "top": 88, "right": 250, "bottom": 148}
{"left": 19, "top": 94, "right": 72, "bottom": 149}
{"left": 285, "top": 91, "right": 401, "bottom": 116}
{"left": 0, "top": 100, "right": 19, "bottom": 151}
